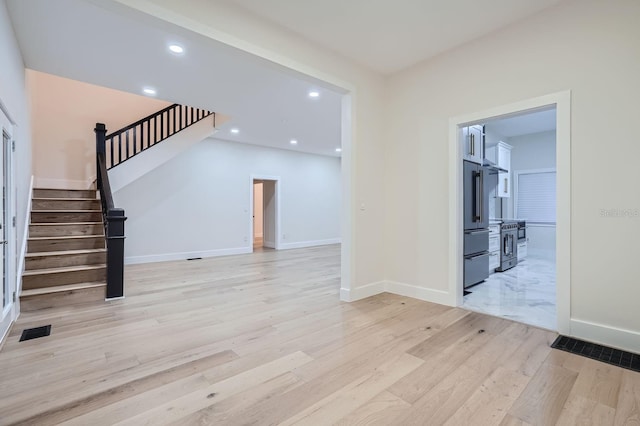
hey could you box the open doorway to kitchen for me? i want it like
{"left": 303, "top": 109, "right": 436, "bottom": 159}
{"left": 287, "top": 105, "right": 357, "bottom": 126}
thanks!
{"left": 450, "top": 91, "right": 571, "bottom": 335}
{"left": 250, "top": 177, "right": 279, "bottom": 252}
{"left": 461, "top": 107, "right": 558, "bottom": 330}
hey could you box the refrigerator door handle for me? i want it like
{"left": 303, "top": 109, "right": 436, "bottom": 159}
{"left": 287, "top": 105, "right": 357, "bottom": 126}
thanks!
{"left": 474, "top": 171, "right": 481, "bottom": 222}
{"left": 478, "top": 169, "right": 484, "bottom": 223}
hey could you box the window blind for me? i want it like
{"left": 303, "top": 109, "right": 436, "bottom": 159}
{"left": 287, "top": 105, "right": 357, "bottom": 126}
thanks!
{"left": 516, "top": 171, "right": 556, "bottom": 223}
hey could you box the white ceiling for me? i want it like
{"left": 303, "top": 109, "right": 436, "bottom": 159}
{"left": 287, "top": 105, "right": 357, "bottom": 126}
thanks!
{"left": 6, "top": 0, "right": 565, "bottom": 158}
{"left": 222, "top": 0, "right": 565, "bottom": 74}
{"left": 485, "top": 108, "right": 557, "bottom": 138}
{"left": 6, "top": 0, "right": 344, "bottom": 157}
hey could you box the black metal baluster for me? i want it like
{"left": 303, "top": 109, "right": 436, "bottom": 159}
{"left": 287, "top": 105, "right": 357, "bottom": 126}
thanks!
{"left": 172, "top": 106, "right": 176, "bottom": 136}
{"left": 133, "top": 125, "right": 137, "bottom": 155}
{"left": 109, "top": 137, "right": 114, "bottom": 168}
{"left": 125, "top": 130, "right": 130, "bottom": 161}
{"left": 118, "top": 134, "right": 122, "bottom": 165}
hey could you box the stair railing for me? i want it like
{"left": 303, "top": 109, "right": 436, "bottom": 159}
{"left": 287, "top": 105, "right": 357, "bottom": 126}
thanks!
{"left": 105, "top": 104, "right": 215, "bottom": 169}
{"left": 95, "top": 123, "right": 126, "bottom": 299}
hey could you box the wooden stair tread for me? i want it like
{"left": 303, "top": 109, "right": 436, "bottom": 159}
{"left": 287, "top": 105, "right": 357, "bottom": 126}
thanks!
{"left": 28, "top": 235, "right": 104, "bottom": 241}
{"left": 31, "top": 222, "right": 103, "bottom": 225}
{"left": 32, "top": 197, "right": 98, "bottom": 201}
{"left": 22, "top": 264, "right": 106, "bottom": 276}
{"left": 21, "top": 282, "right": 106, "bottom": 297}
{"left": 31, "top": 209, "right": 102, "bottom": 213}
{"left": 26, "top": 248, "right": 107, "bottom": 257}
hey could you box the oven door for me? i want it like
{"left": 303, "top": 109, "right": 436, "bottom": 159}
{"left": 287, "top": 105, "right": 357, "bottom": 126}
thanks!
{"left": 517, "top": 225, "right": 526, "bottom": 242}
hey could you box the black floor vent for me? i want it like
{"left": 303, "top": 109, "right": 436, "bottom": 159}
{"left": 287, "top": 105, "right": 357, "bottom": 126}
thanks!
{"left": 186, "top": 257, "right": 202, "bottom": 261}
{"left": 19, "top": 325, "right": 52, "bottom": 342}
{"left": 551, "top": 335, "right": 640, "bottom": 372}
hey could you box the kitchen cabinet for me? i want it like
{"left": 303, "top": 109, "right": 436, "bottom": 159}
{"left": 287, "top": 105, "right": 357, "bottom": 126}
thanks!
{"left": 489, "top": 251, "right": 500, "bottom": 272}
{"left": 461, "top": 125, "right": 484, "bottom": 165}
{"left": 517, "top": 241, "right": 527, "bottom": 261}
{"left": 488, "top": 224, "right": 500, "bottom": 274}
{"left": 487, "top": 141, "right": 512, "bottom": 198}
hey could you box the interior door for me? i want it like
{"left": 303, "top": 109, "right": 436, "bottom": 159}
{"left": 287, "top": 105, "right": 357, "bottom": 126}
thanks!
{"left": 0, "top": 131, "right": 5, "bottom": 310}
{"left": 0, "top": 130, "right": 11, "bottom": 343}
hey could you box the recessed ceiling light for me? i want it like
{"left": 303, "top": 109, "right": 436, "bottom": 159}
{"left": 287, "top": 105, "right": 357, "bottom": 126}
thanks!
{"left": 290, "top": 139, "right": 298, "bottom": 145}
{"left": 168, "top": 44, "right": 184, "bottom": 54}
{"left": 143, "top": 87, "right": 156, "bottom": 96}
{"left": 230, "top": 128, "right": 239, "bottom": 134}
{"left": 308, "top": 90, "right": 320, "bottom": 98}
{"left": 335, "top": 148, "right": 342, "bottom": 153}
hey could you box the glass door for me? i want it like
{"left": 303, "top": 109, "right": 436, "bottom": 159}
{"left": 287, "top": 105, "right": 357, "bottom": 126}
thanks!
{"left": 1, "top": 131, "right": 6, "bottom": 309}
{"left": 0, "top": 129, "right": 11, "bottom": 344}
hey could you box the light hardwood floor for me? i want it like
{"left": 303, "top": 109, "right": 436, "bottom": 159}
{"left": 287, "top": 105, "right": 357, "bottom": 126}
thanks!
{"left": 1, "top": 244, "right": 638, "bottom": 425}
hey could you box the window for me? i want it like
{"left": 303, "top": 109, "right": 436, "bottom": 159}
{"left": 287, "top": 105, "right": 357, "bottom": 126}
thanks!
{"left": 515, "top": 169, "right": 556, "bottom": 224}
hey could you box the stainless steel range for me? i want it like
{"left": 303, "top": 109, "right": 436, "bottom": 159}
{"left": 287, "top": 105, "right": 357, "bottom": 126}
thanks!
{"left": 496, "top": 221, "right": 518, "bottom": 272}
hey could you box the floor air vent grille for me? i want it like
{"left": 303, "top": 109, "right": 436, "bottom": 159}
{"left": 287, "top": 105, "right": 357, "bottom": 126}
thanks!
{"left": 19, "top": 325, "right": 52, "bottom": 342}
{"left": 551, "top": 335, "right": 639, "bottom": 372}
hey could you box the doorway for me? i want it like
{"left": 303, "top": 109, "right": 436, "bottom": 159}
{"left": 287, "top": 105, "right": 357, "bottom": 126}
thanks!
{"left": 0, "top": 127, "right": 15, "bottom": 344}
{"left": 449, "top": 91, "right": 571, "bottom": 335}
{"left": 461, "top": 108, "right": 558, "bottom": 330}
{"left": 251, "top": 176, "right": 279, "bottom": 252}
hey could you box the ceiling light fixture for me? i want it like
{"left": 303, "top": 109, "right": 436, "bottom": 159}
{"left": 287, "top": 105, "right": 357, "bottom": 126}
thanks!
{"left": 230, "top": 128, "right": 240, "bottom": 134}
{"left": 168, "top": 44, "right": 184, "bottom": 54}
{"left": 290, "top": 139, "right": 298, "bottom": 145}
{"left": 143, "top": 87, "right": 157, "bottom": 96}
{"left": 335, "top": 148, "right": 342, "bottom": 153}
{"left": 308, "top": 90, "right": 320, "bottom": 98}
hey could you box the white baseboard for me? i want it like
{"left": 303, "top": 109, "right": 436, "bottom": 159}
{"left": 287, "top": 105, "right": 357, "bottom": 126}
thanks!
{"left": 385, "top": 281, "right": 453, "bottom": 306}
{"left": 340, "top": 280, "right": 452, "bottom": 306}
{"left": 340, "top": 281, "right": 385, "bottom": 302}
{"left": 279, "top": 238, "right": 341, "bottom": 250}
{"left": 125, "top": 247, "right": 252, "bottom": 265}
{"left": 34, "top": 177, "right": 94, "bottom": 190}
{"left": 569, "top": 318, "right": 640, "bottom": 354}
{"left": 17, "top": 175, "right": 33, "bottom": 298}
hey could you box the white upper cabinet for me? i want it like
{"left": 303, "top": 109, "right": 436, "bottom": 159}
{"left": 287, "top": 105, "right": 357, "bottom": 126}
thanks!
{"left": 495, "top": 141, "right": 512, "bottom": 198}
{"left": 461, "top": 125, "right": 484, "bottom": 164}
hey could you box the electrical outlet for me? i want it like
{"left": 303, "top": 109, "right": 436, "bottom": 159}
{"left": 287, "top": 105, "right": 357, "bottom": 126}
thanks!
{"left": 282, "top": 234, "right": 286, "bottom": 240}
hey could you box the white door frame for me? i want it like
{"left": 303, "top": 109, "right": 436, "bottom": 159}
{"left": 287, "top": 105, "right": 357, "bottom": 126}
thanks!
{"left": 448, "top": 91, "right": 571, "bottom": 334}
{"left": 249, "top": 175, "right": 281, "bottom": 251}
{"left": 0, "top": 106, "right": 17, "bottom": 347}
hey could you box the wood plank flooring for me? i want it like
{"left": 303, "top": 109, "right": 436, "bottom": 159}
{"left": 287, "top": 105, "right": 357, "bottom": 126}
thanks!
{"left": 1, "top": 244, "right": 638, "bottom": 425}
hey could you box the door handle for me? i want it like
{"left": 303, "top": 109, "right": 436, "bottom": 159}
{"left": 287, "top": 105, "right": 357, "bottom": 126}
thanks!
{"left": 504, "top": 177, "right": 508, "bottom": 193}
{"left": 474, "top": 171, "right": 481, "bottom": 221}
{"left": 478, "top": 169, "right": 483, "bottom": 223}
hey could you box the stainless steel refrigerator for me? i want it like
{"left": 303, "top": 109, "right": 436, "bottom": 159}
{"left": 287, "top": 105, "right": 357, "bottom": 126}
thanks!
{"left": 463, "top": 160, "right": 491, "bottom": 289}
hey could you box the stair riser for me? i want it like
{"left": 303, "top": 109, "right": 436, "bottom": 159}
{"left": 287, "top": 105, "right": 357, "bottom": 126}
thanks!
{"left": 28, "top": 237, "right": 105, "bottom": 252}
{"left": 29, "top": 223, "right": 104, "bottom": 237}
{"left": 26, "top": 252, "right": 106, "bottom": 270}
{"left": 22, "top": 268, "right": 106, "bottom": 290}
{"left": 32, "top": 199, "right": 100, "bottom": 210}
{"left": 31, "top": 211, "right": 102, "bottom": 223}
{"left": 33, "top": 189, "right": 96, "bottom": 199}
{"left": 20, "top": 286, "right": 106, "bottom": 311}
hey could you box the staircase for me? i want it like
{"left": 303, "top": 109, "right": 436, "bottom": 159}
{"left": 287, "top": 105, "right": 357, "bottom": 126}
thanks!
{"left": 21, "top": 188, "right": 107, "bottom": 311}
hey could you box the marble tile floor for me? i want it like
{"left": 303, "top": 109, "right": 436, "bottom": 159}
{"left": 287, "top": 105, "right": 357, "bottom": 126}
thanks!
{"left": 463, "top": 254, "right": 557, "bottom": 331}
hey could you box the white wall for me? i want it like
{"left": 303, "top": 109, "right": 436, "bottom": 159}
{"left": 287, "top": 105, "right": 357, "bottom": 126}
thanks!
{"left": 28, "top": 70, "right": 170, "bottom": 189}
{"left": 0, "top": 0, "right": 31, "bottom": 328}
{"left": 114, "top": 139, "right": 341, "bottom": 263}
{"left": 116, "top": 0, "right": 387, "bottom": 297}
{"left": 508, "top": 130, "right": 557, "bottom": 257}
{"left": 386, "top": 0, "right": 640, "bottom": 351}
